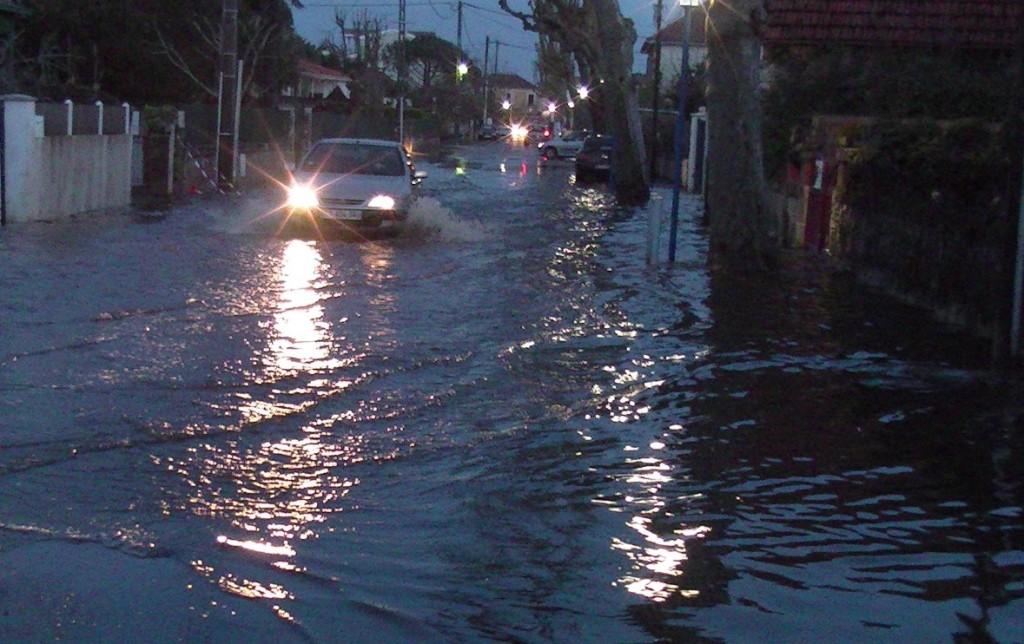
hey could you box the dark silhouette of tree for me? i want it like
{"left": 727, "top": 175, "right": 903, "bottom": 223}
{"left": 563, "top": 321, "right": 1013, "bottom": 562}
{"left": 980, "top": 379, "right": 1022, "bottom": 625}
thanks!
{"left": 16, "top": 0, "right": 302, "bottom": 104}
{"left": 500, "top": 0, "right": 650, "bottom": 205}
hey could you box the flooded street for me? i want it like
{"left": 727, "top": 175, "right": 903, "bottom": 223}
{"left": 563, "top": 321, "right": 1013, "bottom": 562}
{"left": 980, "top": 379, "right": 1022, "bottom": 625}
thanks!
{"left": 1, "top": 141, "right": 1022, "bottom": 642}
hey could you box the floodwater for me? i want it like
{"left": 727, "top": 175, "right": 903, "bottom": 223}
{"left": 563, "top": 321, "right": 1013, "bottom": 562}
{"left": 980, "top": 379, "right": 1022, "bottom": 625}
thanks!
{"left": 0, "top": 142, "right": 1022, "bottom": 642}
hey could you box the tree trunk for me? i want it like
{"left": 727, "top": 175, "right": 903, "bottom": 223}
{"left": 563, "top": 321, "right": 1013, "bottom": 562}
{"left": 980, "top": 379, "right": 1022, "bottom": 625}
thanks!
{"left": 590, "top": 0, "right": 649, "bottom": 205}
{"left": 704, "top": 0, "right": 779, "bottom": 268}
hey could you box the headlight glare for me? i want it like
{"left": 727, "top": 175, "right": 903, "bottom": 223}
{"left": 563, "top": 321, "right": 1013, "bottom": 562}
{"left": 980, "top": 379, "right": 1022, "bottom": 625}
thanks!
{"left": 287, "top": 184, "right": 319, "bottom": 209}
{"left": 368, "top": 195, "right": 396, "bottom": 210}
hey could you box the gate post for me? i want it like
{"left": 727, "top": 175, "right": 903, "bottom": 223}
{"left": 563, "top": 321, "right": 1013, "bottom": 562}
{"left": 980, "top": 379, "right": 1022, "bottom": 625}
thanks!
{"left": 2, "top": 95, "right": 41, "bottom": 223}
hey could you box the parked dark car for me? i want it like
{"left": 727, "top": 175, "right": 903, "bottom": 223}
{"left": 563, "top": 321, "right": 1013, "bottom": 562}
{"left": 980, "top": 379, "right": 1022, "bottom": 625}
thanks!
{"left": 574, "top": 134, "right": 614, "bottom": 182}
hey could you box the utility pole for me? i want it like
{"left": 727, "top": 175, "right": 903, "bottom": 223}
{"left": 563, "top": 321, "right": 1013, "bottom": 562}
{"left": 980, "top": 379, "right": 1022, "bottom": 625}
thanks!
{"left": 216, "top": 0, "right": 238, "bottom": 192}
{"left": 457, "top": 1, "right": 463, "bottom": 52}
{"left": 482, "top": 36, "right": 490, "bottom": 125}
{"left": 649, "top": 0, "right": 663, "bottom": 180}
{"left": 398, "top": 0, "right": 407, "bottom": 142}
{"left": 668, "top": 3, "right": 695, "bottom": 263}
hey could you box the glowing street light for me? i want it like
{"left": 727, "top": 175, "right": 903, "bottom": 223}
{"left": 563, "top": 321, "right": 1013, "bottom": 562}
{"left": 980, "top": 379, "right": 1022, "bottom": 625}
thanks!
{"left": 578, "top": 85, "right": 590, "bottom": 100}
{"left": 457, "top": 61, "right": 468, "bottom": 79}
{"left": 547, "top": 101, "right": 557, "bottom": 114}
{"left": 502, "top": 97, "right": 511, "bottom": 110}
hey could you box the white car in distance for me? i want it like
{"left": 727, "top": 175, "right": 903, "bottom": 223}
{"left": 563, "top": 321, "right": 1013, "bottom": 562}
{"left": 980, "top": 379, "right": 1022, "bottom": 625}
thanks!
{"left": 285, "top": 138, "right": 426, "bottom": 232}
{"left": 538, "top": 130, "right": 590, "bottom": 159}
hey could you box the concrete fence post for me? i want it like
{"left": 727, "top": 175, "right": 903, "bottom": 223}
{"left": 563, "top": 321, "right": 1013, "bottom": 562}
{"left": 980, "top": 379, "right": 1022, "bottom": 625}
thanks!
{"left": 64, "top": 98, "right": 73, "bottom": 136}
{"left": 2, "top": 95, "right": 41, "bottom": 222}
{"left": 122, "top": 103, "right": 130, "bottom": 134}
{"left": 96, "top": 101, "right": 104, "bottom": 135}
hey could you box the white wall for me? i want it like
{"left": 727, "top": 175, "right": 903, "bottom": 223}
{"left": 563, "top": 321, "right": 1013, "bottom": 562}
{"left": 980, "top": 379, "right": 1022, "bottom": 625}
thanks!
{"left": 2, "top": 95, "right": 134, "bottom": 223}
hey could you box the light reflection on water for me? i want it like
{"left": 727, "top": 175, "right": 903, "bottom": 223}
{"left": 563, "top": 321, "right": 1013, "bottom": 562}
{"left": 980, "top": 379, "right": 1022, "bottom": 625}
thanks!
{"left": 182, "top": 239, "right": 377, "bottom": 608}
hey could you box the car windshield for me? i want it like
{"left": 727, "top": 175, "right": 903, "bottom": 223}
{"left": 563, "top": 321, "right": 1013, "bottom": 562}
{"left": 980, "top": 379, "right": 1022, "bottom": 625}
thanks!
{"left": 301, "top": 143, "right": 405, "bottom": 176}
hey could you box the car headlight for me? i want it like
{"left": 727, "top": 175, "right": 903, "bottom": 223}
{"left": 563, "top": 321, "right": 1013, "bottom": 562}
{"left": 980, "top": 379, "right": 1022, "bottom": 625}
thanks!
{"left": 510, "top": 125, "right": 528, "bottom": 139}
{"left": 286, "top": 184, "right": 319, "bottom": 209}
{"left": 367, "top": 194, "right": 396, "bottom": 210}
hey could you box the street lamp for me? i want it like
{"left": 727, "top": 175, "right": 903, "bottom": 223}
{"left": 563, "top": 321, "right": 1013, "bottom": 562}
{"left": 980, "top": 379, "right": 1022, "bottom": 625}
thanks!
{"left": 502, "top": 94, "right": 511, "bottom": 111}
{"left": 668, "top": 0, "right": 704, "bottom": 263}
{"left": 578, "top": 85, "right": 590, "bottom": 100}
{"left": 457, "top": 61, "right": 469, "bottom": 80}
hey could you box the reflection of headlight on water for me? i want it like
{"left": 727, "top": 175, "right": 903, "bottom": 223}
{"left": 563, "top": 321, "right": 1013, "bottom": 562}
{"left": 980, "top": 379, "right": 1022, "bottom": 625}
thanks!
{"left": 367, "top": 194, "right": 396, "bottom": 210}
{"left": 286, "top": 184, "right": 319, "bottom": 209}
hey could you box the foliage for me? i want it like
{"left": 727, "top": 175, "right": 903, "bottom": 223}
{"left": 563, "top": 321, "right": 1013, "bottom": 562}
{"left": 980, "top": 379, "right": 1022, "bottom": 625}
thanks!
{"left": 399, "top": 32, "right": 463, "bottom": 89}
{"left": 15, "top": 0, "right": 302, "bottom": 104}
{"left": 535, "top": 35, "right": 574, "bottom": 103}
{"left": 762, "top": 47, "right": 1016, "bottom": 176}
{"left": 844, "top": 119, "right": 1008, "bottom": 224}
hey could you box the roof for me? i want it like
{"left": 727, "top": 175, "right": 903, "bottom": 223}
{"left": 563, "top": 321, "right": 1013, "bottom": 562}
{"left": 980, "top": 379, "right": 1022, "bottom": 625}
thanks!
{"left": 641, "top": 7, "right": 708, "bottom": 53}
{"left": 297, "top": 59, "right": 351, "bottom": 82}
{"left": 488, "top": 73, "right": 536, "bottom": 91}
{"left": 763, "top": 0, "right": 1023, "bottom": 50}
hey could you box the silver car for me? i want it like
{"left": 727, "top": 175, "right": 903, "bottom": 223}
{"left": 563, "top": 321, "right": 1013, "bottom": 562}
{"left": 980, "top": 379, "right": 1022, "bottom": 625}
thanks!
{"left": 538, "top": 130, "right": 590, "bottom": 159}
{"left": 285, "top": 138, "right": 426, "bottom": 231}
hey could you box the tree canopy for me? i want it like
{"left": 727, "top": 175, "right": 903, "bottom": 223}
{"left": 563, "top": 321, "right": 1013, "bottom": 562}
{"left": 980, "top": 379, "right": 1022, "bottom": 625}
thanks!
{"left": 14, "top": 0, "right": 303, "bottom": 104}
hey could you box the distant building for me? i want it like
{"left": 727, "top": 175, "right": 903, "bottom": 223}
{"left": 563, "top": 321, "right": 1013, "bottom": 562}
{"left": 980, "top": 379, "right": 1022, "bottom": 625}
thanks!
{"left": 284, "top": 60, "right": 352, "bottom": 101}
{"left": 640, "top": 5, "right": 708, "bottom": 97}
{"left": 488, "top": 73, "right": 537, "bottom": 121}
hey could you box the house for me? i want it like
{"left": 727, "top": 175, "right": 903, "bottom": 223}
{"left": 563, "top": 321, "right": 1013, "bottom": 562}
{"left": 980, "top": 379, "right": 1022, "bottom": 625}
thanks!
{"left": 640, "top": 5, "right": 708, "bottom": 96}
{"left": 487, "top": 73, "right": 538, "bottom": 121}
{"left": 284, "top": 60, "right": 352, "bottom": 101}
{"left": 762, "top": 0, "right": 1021, "bottom": 51}
{"left": 755, "top": 0, "right": 1024, "bottom": 345}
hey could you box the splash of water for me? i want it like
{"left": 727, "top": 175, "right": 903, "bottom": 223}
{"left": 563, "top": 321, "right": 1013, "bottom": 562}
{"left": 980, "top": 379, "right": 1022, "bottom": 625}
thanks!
{"left": 400, "top": 197, "right": 489, "bottom": 244}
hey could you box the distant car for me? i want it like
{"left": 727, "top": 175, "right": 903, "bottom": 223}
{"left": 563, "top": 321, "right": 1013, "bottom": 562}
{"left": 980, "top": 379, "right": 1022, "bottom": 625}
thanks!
{"left": 526, "top": 123, "right": 549, "bottom": 144}
{"left": 478, "top": 124, "right": 499, "bottom": 140}
{"left": 538, "top": 129, "right": 590, "bottom": 158}
{"left": 574, "top": 134, "right": 615, "bottom": 182}
{"left": 285, "top": 138, "right": 427, "bottom": 232}
{"left": 478, "top": 124, "right": 510, "bottom": 140}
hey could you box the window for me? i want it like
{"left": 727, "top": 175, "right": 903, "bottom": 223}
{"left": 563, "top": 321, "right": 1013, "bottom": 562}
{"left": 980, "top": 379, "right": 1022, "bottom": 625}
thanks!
{"left": 302, "top": 143, "right": 405, "bottom": 176}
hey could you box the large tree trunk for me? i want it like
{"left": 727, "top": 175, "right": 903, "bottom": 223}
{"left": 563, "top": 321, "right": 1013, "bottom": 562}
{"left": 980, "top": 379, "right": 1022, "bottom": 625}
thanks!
{"left": 590, "top": 0, "right": 649, "bottom": 205}
{"left": 704, "top": 0, "right": 779, "bottom": 268}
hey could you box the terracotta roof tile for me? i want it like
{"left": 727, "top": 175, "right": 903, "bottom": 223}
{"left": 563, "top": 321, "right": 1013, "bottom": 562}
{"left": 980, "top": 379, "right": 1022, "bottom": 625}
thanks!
{"left": 764, "top": 0, "right": 1022, "bottom": 50}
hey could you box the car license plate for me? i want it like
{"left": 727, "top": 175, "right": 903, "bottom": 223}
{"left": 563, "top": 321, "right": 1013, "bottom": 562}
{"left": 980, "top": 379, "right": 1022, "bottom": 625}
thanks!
{"left": 329, "top": 209, "right": 362, "bottom": 221}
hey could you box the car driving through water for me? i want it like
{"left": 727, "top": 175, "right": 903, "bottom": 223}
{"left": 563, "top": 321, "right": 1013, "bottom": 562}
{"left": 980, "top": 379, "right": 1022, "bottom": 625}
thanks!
{"left": 284, "top": 138, "right": 426, "bottom": 233}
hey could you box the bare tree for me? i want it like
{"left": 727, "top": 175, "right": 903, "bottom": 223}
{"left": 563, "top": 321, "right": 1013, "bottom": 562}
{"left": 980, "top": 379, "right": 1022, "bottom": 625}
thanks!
{"left": 704, "top": 0, "right": 779, "bottom": 267}
{"left": 154, "top": 12, "right": 290, "bottom": 99}
{"left": 500, "top": 0, "right": 649, "bottom": 205}
{"left": 0, "top": 30, "right": 63, "bottom": 95}
{"left": 333, "top": 11, "right": 385, "bottom": 70}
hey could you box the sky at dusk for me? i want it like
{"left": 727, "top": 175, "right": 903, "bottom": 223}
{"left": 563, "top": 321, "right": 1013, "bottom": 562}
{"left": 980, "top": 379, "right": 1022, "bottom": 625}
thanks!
{"left": 290, "top": 1, "right": 676, "bottom": 82}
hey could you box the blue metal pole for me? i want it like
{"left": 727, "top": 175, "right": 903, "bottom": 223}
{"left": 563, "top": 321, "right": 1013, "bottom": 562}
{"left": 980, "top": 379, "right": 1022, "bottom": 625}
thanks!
{"left": 668, "top": 6, "right": 693, "bottom": 263}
